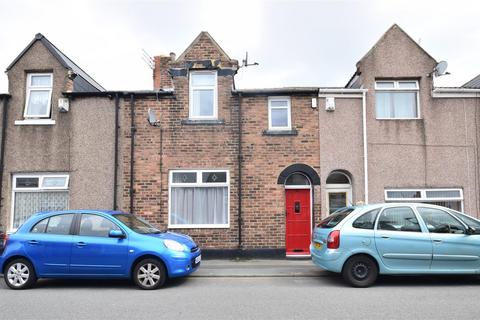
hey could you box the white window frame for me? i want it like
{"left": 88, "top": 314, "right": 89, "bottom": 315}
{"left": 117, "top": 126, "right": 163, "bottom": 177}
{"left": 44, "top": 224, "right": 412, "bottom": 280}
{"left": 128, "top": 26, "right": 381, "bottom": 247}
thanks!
{"left": 168, "top": 169, "right": 230, "bottom": 229}
{"left": 24, "top": 73, "right": 53, "bottom": 119}
{"left": 10, "top": 173, "right": 69, "bottom": 231}
{"left": 384, "top": 188, "right": 463, "bottom": 211}
{"left": 375, "top": 80, "right": 420, "bottom": 120}
{"left": 189, "top": 71, "right": 218, "bottom": 120}
{"left": 268, "top": 96, "right": 291, "bottom": 131}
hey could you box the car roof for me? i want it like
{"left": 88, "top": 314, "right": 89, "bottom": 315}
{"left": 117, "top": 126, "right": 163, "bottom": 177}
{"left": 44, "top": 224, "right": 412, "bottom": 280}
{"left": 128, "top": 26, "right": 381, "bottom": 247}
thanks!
{"left": 341, "top": 202, "right": 458, "bottom": 212}
{"left": 33, "top": 209, "right": 128, "bottom": 216}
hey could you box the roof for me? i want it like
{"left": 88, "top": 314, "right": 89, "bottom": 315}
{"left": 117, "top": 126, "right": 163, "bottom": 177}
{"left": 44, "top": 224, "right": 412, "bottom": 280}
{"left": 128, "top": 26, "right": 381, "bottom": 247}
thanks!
{"left": 233, "top": 87, "right": 319, "bottom": 95}
{"left": 176, "top": 31, "right": 231, "bottom": 61}
{"left": 6, "top": 33, "right": 105, "bottom": 92}
{"left": 463, "top": 74, "right": 480, "bottom": 88}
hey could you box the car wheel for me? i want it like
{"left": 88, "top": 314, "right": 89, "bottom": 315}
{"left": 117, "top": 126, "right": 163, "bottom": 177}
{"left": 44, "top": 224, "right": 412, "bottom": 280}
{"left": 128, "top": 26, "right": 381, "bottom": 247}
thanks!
{"left": 4, "top": 258, "right": 37, "bottom": 290}
{"left": 342, "top": 255, "right": 378, "bottom": 288}
{"left": 133, "top": 258, "right": 167, "bottom": 290}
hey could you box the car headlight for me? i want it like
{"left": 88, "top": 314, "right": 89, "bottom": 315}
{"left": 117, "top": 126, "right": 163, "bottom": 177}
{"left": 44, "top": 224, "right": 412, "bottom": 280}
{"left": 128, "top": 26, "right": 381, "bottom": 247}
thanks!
{"left": 163, "top": 239, "right": 185, "bottom": 252}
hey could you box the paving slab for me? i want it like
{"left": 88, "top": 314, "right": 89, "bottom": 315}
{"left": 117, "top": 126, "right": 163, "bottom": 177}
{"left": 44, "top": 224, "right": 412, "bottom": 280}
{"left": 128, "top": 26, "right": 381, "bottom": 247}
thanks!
{"left": 192, "top": 259, "right": 328, "bottom": 277}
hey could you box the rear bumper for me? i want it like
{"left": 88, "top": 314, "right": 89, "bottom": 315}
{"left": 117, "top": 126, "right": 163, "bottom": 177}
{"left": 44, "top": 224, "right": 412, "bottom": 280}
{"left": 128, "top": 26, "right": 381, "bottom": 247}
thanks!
{"left": 168, "top": 250, "right": 202, "bottom": 278}
{"left": 310, "top": 244, "right": 344, "bottom": 273}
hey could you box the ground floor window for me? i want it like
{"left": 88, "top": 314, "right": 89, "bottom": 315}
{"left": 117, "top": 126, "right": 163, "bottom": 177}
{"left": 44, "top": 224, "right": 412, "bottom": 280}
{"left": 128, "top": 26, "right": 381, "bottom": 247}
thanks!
{"left": 384, "top": 188, "right": 463, "bottom": 211}
{"left": 169, "top": 170, "right": 229, "bottom": 228}
{"left": 11, "top": 173, "right": 69, "bottom": 230}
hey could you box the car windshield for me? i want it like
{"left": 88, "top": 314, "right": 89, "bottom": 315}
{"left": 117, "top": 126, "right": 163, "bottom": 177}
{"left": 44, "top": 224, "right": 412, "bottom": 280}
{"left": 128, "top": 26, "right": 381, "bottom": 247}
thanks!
{"left": 448, "top": 210, "right": 480, "bottom": 229}
{"left": 113, "top": 214, "right": 163, "bottom": 234}
{"left": 317, "top": 208, "right": 354, "bottom": 228}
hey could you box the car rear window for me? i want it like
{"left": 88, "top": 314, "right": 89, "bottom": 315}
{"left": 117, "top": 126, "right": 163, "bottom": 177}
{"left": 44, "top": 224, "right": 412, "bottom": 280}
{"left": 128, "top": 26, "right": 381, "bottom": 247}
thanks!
{"left": 317, "top": 208, "right": 354, "bottom": 228}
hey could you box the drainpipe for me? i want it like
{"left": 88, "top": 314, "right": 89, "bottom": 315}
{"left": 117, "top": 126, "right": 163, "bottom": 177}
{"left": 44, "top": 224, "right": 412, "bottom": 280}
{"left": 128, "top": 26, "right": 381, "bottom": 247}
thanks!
{"left": 0, "top": 97, "right": 9, "bottom": 214}
{"left": 129, "top": 94, "right": 136, "bottom": 214}
{"left": 362, "top": 91, "right": 368, "bottom": 204}
{"left": 113, "top": 93, "right": 119, "bottom": 210}
{"left": 237, "top": 93, "right": 243, "bottom": 249}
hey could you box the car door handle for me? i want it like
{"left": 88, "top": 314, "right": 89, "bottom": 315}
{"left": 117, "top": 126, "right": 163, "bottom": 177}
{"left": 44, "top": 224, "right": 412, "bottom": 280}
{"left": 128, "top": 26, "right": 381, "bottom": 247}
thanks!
{"left": 28, "top": 240, "right": 39, "bottom": 245}
{"left": 433, "top": 239, "right": 443, "bottom": 243}
{"left": 76, "top": 242, "right": 87, "bottom": 247}
{"left": 381, "top": 235, "right": 390, "bottom": 239}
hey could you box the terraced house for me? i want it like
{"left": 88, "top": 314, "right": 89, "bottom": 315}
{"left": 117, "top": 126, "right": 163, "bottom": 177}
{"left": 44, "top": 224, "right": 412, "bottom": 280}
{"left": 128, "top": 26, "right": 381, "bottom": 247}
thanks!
{"left": 0, "top": 24, "right": 479, "bottom": 257}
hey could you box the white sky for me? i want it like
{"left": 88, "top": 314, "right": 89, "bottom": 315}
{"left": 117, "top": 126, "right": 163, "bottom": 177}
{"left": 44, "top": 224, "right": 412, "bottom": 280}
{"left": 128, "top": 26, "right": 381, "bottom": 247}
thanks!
{"left": 0, "top": 0, "right": 479, "bottom": 92}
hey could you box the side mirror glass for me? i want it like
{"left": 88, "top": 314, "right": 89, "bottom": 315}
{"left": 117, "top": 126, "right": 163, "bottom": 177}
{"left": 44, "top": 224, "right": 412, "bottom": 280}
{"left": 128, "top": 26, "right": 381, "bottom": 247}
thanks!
{"left": 109, "top": 229, "right": 125, "bottom": 238}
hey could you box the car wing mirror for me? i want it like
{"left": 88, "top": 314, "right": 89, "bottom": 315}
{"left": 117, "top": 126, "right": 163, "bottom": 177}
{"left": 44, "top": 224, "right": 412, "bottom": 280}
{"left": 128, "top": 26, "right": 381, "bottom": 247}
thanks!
{"left": 466, "top": 226, "right": 477, "bottom": 235}
{"left": 109, "top": 230, "right": 126, "bottom": 238}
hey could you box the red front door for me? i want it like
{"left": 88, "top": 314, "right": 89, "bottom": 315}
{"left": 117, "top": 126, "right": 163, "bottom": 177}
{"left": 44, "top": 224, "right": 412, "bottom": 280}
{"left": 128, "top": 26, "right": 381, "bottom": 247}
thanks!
{"left": 285, "top": 189, "right": 311, "bottom": 255}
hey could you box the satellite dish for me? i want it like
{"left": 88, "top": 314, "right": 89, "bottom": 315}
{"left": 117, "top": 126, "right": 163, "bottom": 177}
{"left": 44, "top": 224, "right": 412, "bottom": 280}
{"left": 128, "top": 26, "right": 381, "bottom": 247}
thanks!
{"left": 434, "top": 61, "right": 448, "bottom": 77}
{"left": 147, "top": 108, "right": 160, "bottom": 127}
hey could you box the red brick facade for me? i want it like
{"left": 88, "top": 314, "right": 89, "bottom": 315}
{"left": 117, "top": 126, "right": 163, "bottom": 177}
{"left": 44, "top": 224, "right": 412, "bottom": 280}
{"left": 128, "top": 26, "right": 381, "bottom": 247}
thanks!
{"left": 120, "top": 32, "right": 322, "bottom": 252}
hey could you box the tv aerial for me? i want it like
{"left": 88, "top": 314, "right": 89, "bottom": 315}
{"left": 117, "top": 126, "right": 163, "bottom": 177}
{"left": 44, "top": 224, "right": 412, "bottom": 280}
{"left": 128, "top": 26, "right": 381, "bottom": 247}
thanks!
{"left": 241, "top": 51, "right": 259, "bottom": 68}
{"left": 141, "top": 49, "right": 155, "bottom": 70}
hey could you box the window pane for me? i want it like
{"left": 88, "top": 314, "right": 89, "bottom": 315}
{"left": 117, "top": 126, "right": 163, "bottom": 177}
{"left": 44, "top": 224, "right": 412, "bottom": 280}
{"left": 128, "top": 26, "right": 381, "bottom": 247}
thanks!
{"left": 79, "top": 214, "right": 120, "bottom": 237}
{"left": 192, "top": 89, "right": 214, "bottom": 116}
{"left": 326, "top": 172, "right": 350, "bottom": 184}
{"left": 386, "top": 191, "right": 421, "bottom": 199}
{"left": 426, "top": 190, "right": 461, "bottom": 198}
{"left": 329, "top": 192, "right": 347, "bottom": 214}
{"left": 377, "top": 207, "right": 421, "bottom": 232}
{"left": 170, "top": 186, "right": 228, "bottom": 225}
{"left": 285, "top": 173, "right": 310, "bottom": 186}
{"left": 449, "top": 211, "right": 480, "bottom": 229}
{"left": 417, "top": 207, "right": 465, "bottom": 234}
{"left": 30, "top": 218, "right": 49, "bottom": 233}
{"left": 422, "top": 201, "right": 462, "bottom": 211}
{"left": 30, "top": 75, "right": 52, "bottom": 86}
{"left": 270, "top": 100, "right": 288, "bottom": 107}
{"left": 270, "top": 108, "right": 289, "bottom": 127}
{"left": 202, "top": 172, "right": 227, "bottom": 183}
{"left": 13, "top": 191, "right": 68, "bottom": 229}
{"left": 45, "top": 214, "right": 73, "bottom": 235}
{"left": 26, "top": 90, "right": 50, "bottom": 116}
{"left": 318, "top": 208, "right": 354, "bottom": 228}
{"left": 375, "top": 92, "right": 392, "bottom": 118}
{"left": 393, "top": 92, "right": 417, "bottom": 118}
{"left": 353, "top": 209, "right": 380, "bottom": 229}
{"left": 42, "top": 177, "right": 68, "bottom": 188}
{"left": 376, "top": 82, "right": 395, "bottom": 89}
{"left": 172, "top": 172, "right": 197, "bottom": 183}
{"left": 16, "top": 177, "right": 39, "bottom": 188}
{"left": 398, "top": 81, "right": 417, "bottom": 89}
{"left": 192, "top": 73, "right": 215, "bottom": 86}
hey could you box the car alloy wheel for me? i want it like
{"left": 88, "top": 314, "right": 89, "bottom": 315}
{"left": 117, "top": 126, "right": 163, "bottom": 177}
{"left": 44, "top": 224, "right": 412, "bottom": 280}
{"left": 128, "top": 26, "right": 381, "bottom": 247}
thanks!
{"left": 133, "top": 258, "right": 166, "bottom": 290}
{"left": 4, "top": 258, "right": 37, "bottom": 290}
{"left": 352, "top": 262, "right": 369, "bottom": 280}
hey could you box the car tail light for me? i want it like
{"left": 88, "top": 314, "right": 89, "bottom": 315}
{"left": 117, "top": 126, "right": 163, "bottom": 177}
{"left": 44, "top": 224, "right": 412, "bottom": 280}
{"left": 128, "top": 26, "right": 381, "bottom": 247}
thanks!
{"left": 327, "top": 230, "right": 340, "bottom": 249}
{"left": 0, "top": 232, "right": 8, "bottom": 253}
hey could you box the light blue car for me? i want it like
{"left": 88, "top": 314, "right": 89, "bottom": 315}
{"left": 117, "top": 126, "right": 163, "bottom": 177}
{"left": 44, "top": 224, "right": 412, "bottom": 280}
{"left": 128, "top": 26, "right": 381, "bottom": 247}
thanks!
{"left": 311, "top": 203, "right": 480, "bottom": 287}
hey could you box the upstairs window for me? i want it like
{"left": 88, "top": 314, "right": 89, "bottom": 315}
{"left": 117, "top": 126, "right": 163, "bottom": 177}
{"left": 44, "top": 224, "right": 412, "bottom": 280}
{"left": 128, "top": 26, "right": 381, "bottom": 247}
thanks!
{"left": 375, "top": 80, "right": 419, "bottom": 119}
{"left": 189, "top": 71, "right": 217, "bottom": 119}
{"left": 268, "top": 97, "right": 291, "bottom": 130}
{"left": 25, "top": 73, "right": 53, "bottom": 118}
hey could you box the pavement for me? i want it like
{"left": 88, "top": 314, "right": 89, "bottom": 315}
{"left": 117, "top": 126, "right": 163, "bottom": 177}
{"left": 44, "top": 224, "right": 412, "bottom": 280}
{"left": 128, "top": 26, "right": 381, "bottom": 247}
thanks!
{"left": 193, "top": 258, "right": 326, "bottom": 277}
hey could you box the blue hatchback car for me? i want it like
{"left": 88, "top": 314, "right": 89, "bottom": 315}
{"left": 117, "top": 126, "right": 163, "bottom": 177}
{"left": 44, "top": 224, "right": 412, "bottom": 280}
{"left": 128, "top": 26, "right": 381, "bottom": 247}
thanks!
{"left": 311, "top": 203, "right": 480, "bottom": 287}
{"left": 0, "top": 210, "right": 201, "bottom": 290}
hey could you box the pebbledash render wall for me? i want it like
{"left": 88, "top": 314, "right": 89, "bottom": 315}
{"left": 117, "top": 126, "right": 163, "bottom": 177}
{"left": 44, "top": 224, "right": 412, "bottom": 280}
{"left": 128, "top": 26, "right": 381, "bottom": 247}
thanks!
{"left": 0, "top": 37, "right": 116, "bottom": 230}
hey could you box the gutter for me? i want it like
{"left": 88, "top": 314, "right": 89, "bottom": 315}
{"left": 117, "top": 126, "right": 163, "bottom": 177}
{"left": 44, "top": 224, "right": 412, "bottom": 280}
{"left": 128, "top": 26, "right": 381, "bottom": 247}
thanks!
{"left": 432, "top": 88, "right": 480, "bottom": 98}
{"left": 237, "top": 93, "right": 243, "bottom": 249}
{"left": 0, "top": 96, "right": 10, "bottom": 213}
{"left": 129, "top": 94, "right": 136, "bottom": 214}
{"left": 63, "top": 90, "right": 174, "bottom": 98}
{"left": 113, "top": 93, "right": 119, "bottom": 210}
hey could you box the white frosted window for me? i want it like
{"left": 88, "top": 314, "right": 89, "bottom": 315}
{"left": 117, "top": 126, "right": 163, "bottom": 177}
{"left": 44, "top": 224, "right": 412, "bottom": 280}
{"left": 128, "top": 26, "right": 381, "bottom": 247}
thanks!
{"left": 25, "top": 73, "right": 53, "bottom": 118}
{"left": 268, "top": 97, "right": 291, "bottom": 130}
{"left": 375, "top": 80, "right": 418, "bottom": 119}
{"left": 190, "top": 72, "right": 217, "bottom": 119}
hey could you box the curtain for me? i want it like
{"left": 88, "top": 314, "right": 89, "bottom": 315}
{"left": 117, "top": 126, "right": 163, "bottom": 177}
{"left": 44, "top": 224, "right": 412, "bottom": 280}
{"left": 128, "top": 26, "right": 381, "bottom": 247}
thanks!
{"left": 14, "top": 191, "right": 69, "bottom": 228}
{"left": 171, "top": 187, "right": 227, "bottom": 225}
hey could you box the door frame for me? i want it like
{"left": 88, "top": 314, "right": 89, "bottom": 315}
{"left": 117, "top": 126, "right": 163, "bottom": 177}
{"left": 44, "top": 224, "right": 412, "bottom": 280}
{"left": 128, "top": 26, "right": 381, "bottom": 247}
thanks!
{"left": 285, "top": 174, "right": 313, "bottom": 257}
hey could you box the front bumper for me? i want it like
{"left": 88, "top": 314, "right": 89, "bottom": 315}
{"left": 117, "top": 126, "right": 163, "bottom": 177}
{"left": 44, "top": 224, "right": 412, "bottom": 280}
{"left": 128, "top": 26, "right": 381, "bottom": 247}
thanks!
{"left": 168, "top": 249, "right": 202, "bottom": 278}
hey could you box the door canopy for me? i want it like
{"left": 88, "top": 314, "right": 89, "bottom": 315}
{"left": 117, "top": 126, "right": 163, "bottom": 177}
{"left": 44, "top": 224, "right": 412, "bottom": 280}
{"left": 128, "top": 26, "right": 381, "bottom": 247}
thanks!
{"left": 277, "top": 163, "right": 320, "bottom": 185}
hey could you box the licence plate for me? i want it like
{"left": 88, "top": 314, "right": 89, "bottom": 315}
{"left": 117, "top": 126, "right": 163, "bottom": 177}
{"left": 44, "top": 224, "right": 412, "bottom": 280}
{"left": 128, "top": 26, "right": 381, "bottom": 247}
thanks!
{"left": 313, "top": 242, "right": 322, "bottom": 249}
{"left": 195, "top": 255, "right": 201, "bottom": 264}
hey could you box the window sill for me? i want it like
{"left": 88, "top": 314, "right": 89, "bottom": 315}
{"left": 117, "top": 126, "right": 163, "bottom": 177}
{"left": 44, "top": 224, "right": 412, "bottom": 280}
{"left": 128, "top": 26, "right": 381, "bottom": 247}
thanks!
{"left": 181, "top": 119, "right": 225, "bottom": 125}
{"left": 376, "top": 118, "right": 422, "bottom": 121}
{"left": 263, "top": 129, "right": 298, "bottom": 136}
{"left": 168, "top": 224, "right": 230, "bottom": 229}
{"left": 14, "top": 119, "right": 56, "bottom": 126}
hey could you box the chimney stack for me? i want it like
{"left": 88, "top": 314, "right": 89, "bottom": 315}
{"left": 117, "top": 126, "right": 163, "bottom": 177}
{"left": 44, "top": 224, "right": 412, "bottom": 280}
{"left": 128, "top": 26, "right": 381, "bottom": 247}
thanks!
{"left": 153, "top": 54, "right": 174, "bottom": 90}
